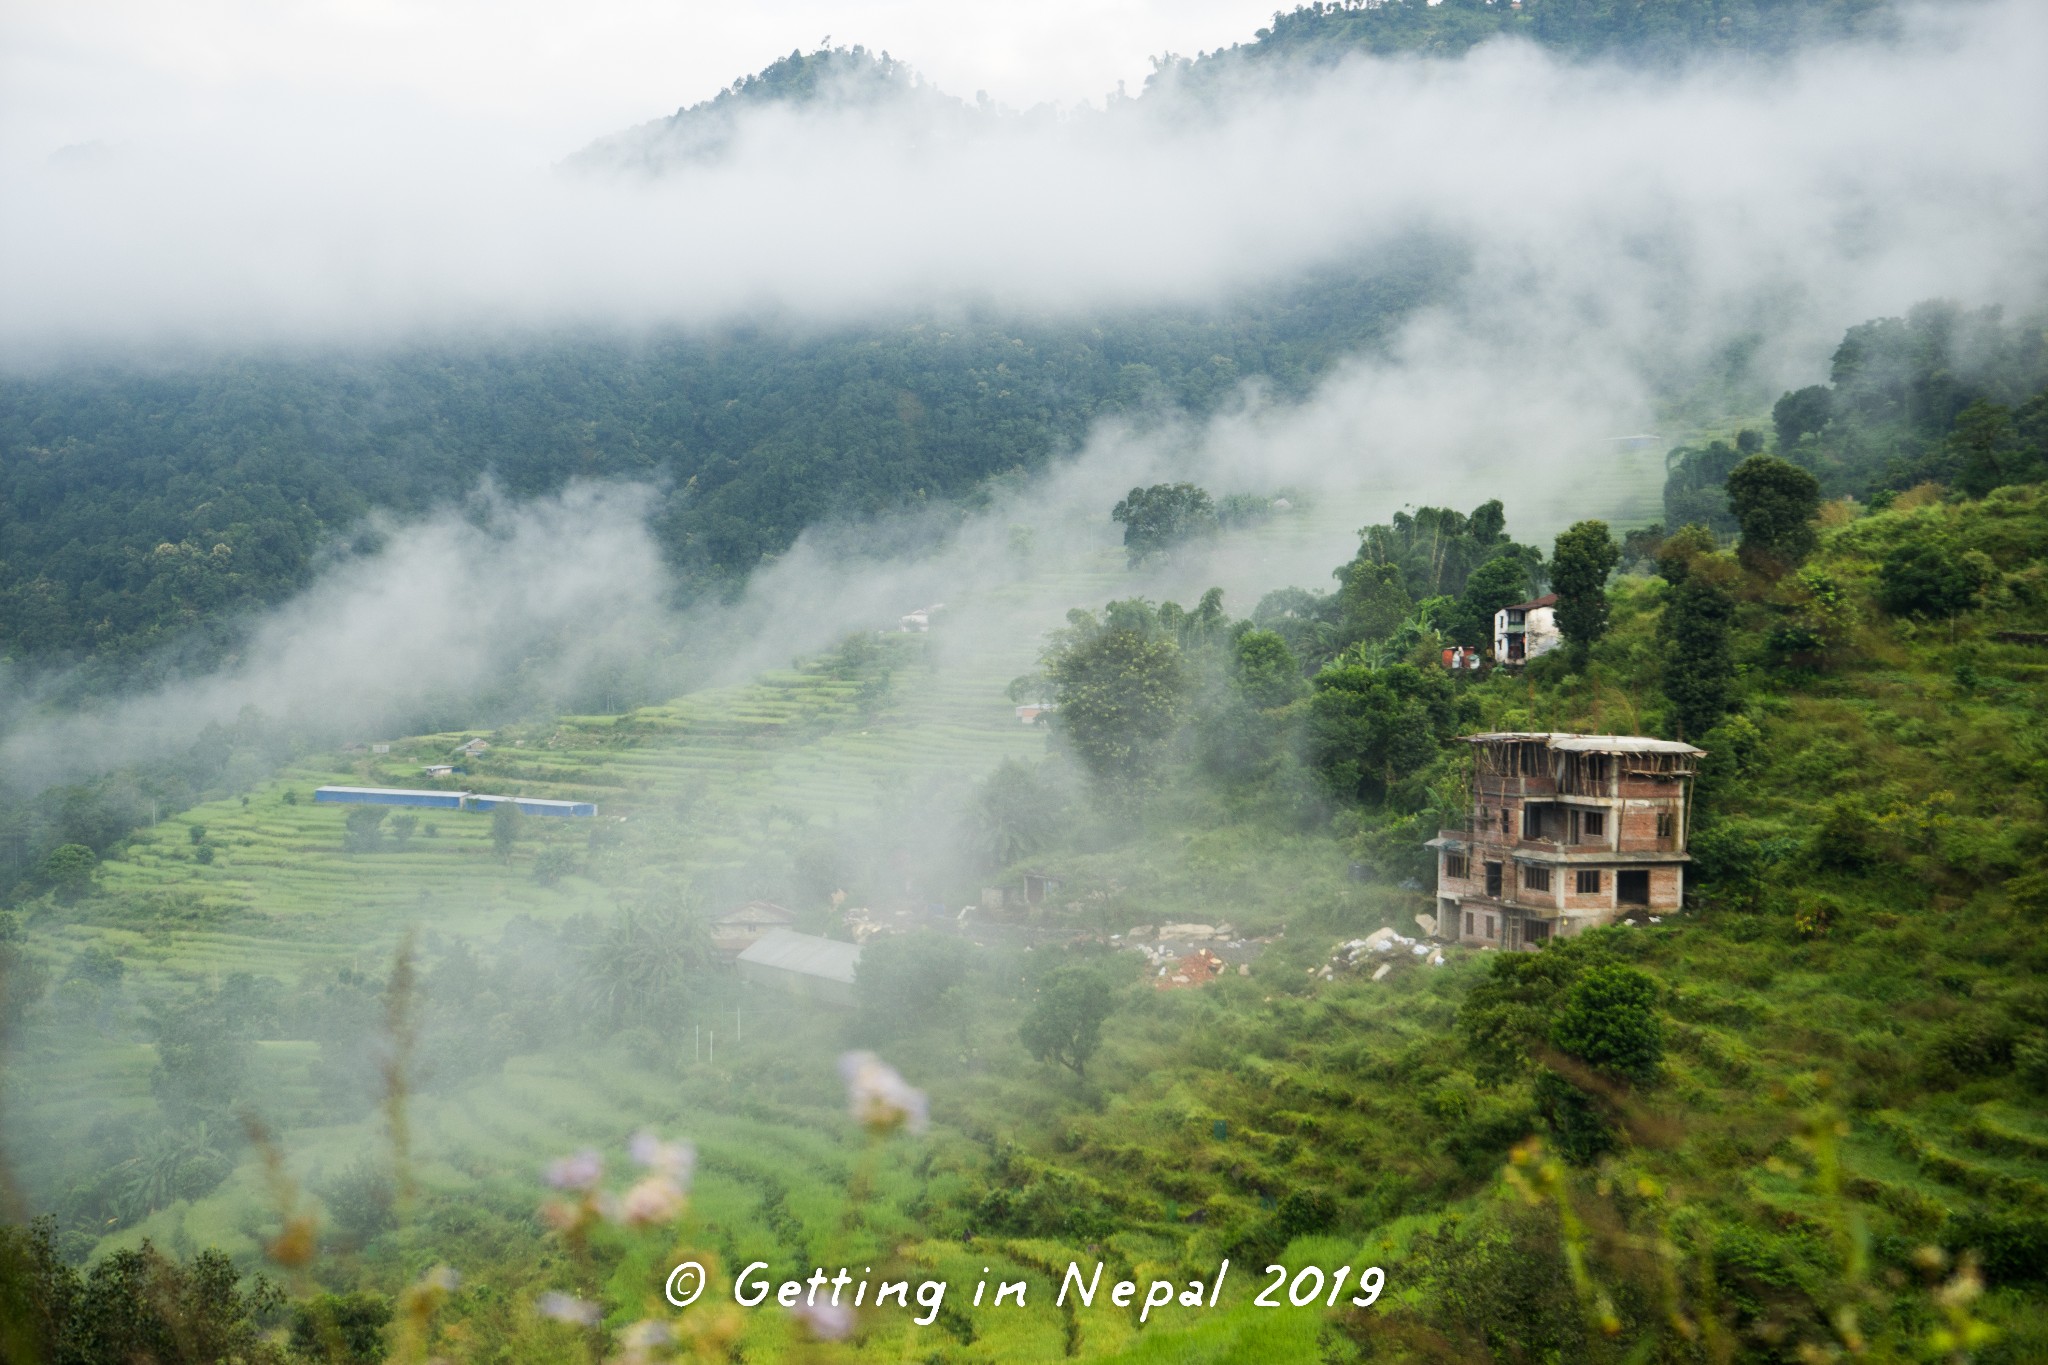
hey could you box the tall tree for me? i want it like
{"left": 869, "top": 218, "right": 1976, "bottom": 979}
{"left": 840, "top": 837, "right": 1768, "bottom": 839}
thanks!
{"left": 1659, "top": 567, "right": 1737, "bottom": 741}
{"left": 1456, "top": 553, "right": 1537, "bottom": 647}
{"left": 1773, "top": 384, "right": 1833, "bottom": 451}
{"left": 1019, "top": 963, "right": 1117, "bottom": 1078}
{"left": 1725, "top": 455, "right": 1820, "bottom": 575}
{"left": 1043, "top": 616, "right": 1188, "bottom": 793}
{"left": 1110, "top": 483, "right": 1218, "bottom": 567}
{"left": 1230, "top": 629, "right": 1307, "bottom": 711}
{"left": 490, "top": 802, "right": 523, "bottom": 861}
{"left": 1550, "top": 520, "right": 1620, "bottom": 653}
{"left": 1333, "top": 557, "right": 1412, "bottom": 644}
{"left": 1306, "top": 662, "right": 1462, "bottom": 803}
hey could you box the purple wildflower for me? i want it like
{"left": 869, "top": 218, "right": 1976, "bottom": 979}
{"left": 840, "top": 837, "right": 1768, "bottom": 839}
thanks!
{"left": 608, "top": 1174, "right": 687, "bottom": 1227}
{"left": 628, "top": 1131, "right": 697, "bottom": 1187}
{"left": 535, "top": 1292, "right": 602, "bottom": 1326}
{"left": 838, "top": 1051, "right": 929, "bottom": 1136}
{"left": 793, "top": 1298, "right": 856, "bottom": 1340}
{"left": 544, "top": 1149, "right": 603, "bottom": 1191}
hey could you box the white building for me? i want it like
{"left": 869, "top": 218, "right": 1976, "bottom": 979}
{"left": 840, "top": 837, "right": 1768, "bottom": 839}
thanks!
{"left": 1494, "top": 593, "right": 1560, "bottom": 665}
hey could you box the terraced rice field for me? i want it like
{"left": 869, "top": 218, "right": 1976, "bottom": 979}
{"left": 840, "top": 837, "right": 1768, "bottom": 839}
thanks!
{"left": 12, "top": 545, "right": 1151, "bottom": 1271}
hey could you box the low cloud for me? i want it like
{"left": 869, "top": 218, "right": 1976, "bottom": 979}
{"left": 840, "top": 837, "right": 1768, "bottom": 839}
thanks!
{"left": 0, "top": 0, "right": 2040, "bottom": 373}
{"left": 1, "top": 2, "right": 2043, "bottom": 791}
{"left": 0, "top": 484, "right": 676, "bottom": 793}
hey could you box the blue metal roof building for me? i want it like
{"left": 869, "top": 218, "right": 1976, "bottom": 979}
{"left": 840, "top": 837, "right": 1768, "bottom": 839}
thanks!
{"left": 315, "top": 786, "right": 467, "bottom": 810}
{"left": 465, "top": 794, "right": 598, "bottom": 818}
{"left": 312, "top": 786, "right": 597, "bottom": 817}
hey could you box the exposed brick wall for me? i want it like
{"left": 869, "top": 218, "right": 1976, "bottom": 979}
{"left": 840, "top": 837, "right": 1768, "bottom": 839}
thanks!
{"left": 1563, "top": 877, "right": 1610, "bottom": 912}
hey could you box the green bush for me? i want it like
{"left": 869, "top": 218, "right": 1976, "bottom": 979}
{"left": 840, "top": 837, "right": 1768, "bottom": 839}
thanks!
{"left": 531, "top": 845, "right": 576, "bottom": 887}
{"left": 1550, "top": 964, "right": 1664, "bottom": 1084}
{"left": 1930, "top": 1019, "right": 2017, "bottom": 1078}
{"left": 342, "top": 807, "right": 387, "bottom": 853}
{"left": 2013, "top": 1032, "right": 2048, "bottom": 1093}
{"left": 1276, "top": 1187, "right": 1336, "bottom": 1240}
{"left": 1878, "top": 540, "right": 1987, "bottom": 618}
{"left": 319, "top": 1155, "right": 396, "bottom": 1248}
{"left": 290, "top": 1292, "right": 392, "bottom": 1364}
{"left": 855, "top": 931, "right": 971, "bottom": 1042}
{"left": 1947, "top": 1211, "right": 2048, "bottom": 1287}
{"left": 1810, "top": 798, "right": 1880, "bottom": 872}
{"left": 41, "top": 843, "right": 98, "bottom": 902}
{"left": 1533, "top": 1069, "right": 1616, "bottom": 1165}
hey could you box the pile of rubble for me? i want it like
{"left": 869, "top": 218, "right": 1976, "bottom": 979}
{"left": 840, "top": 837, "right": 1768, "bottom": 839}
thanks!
{"left": 1118, "top": 922, "right": 1261, "bottom": 989}
{"left": 1152, "top": 948, "right": 1246, "bottom": 990}
{"left": 1316, "top": 926, "right": 1444, "bottom": 981}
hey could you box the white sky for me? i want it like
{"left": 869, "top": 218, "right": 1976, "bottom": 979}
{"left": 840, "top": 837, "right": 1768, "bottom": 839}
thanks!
{"left": 0, "top": 0, "right": 1268, "bottom": 162}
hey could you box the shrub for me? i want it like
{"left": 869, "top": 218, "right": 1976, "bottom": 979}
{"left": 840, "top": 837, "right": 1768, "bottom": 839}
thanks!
{"left": 2007, "top": 870, "right": 2048, "bottom": 919}
{"left": 1019, "top": 961, "right": 1119, "bottom": 1077}
{"left": 531, "top": 846, "right": 576, "bottom": 887}
{"left": 2014, "top": 1032, "right": 2048, "bottom": 1093}
{"left": 1792, "top": 893, "right": 1841, "bottom": 939}
{"left": 342, "top": 807, "right": 387, "bottom": 853}
{"left": 320, "top": 1155, "right": 396, "bottom": 1247}
{"left": 41, "top": 843, "right": 98, "bottom": 902}
{"left": 1277, "top": 1188, "right": 1337, "bottom": 1240}
{"left": 1930, "top": 1019, "right": 2017, "bottom": 1078}
{"left": 1878, "top": 540, "right": 1986, "bottom": 618}
{"left": 1947, "top": 1211, "right": 2048, "bottom": 1287}
{"left": 290, "top": 1292, "right": 393, "bottom": 1364}
{"left": 1533, "top": 1070, "right": 1616, "bottom": 1166}
{"left": 855, "top": 932, "right": 970, "bottom": 1042}
{"left": 1550, "top": 964, "right": 1664, "bottom": 1085}
{"left": 1810, "top": 799, "right": 1880, "bottom": 872}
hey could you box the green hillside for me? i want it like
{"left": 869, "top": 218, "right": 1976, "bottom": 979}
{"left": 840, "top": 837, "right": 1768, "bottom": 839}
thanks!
{"left": 7, "top": 449, "right": 2048, "bottom": 1359}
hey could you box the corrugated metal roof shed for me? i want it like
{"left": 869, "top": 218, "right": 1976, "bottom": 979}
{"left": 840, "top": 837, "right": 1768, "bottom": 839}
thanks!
{"left": 1548, "top": 735, "right": 1704, "bottom": 756}
{"left": 736, "top": 929, "right": 860, "bottom": 985}
{"left": 315, "top": 786, "right": 467, "bottom": 807}
{"left": 1461, "top": 733, "right": 1704, "bottom": 756}
{"left": 467, "top": 794, "right": 598, "bottom": 817}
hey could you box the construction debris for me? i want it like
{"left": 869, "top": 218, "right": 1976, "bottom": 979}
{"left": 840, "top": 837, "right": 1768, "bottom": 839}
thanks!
{"left": 1153, "top": 948, "right": 1228, "bottom": 990}
{"left": 1320, "top": 927, "right": 1447, "bottom": 980}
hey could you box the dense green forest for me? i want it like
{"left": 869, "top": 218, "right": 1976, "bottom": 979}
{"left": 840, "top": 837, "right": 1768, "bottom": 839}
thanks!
{"left": 0, "top": 247, "right": 1452, "bottom": 688}
{"left": 1662, "top": 302, "right": 2048, "bottom": 538}
{"left": 0, "top": 0, "right": 1930, "bottom": 692}
{"left": 578, "top": 1, "right": 1900, "bottom": 175}
{"left": 1164, "top": 0, "right": 1897, "bottom": 87}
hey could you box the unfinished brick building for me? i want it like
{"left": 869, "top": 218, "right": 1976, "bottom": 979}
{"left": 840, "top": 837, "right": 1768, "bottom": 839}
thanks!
{"left": 1427, "top": 732, "right": 1703, "bottom": 951}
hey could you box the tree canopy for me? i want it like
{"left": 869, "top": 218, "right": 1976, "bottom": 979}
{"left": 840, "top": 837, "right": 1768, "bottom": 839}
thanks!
{"left": 1110, "top": 483, "right": 1220, "bottom": 567}
{"left": 1726, "top": 454, "right": 1821, "bottom": 574}
{"left": 1042, "top": 609, "right": 1190, "bottom": 792}
{"left": 1550, "top": 520, "right": 1620, "bottom": 651}
{"left": 1019, "top": 962, "right": 1118, "bottom": 1077}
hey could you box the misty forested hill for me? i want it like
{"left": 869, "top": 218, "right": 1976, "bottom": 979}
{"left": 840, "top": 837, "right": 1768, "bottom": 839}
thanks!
{"left": 1178, "top": 0, "right": 1896, "bottom": 76}
{"left": 566, "top": 47, "right": 970, "bottom": 175}
{"left": 0, "top": 252, "right": 1452, "bottom": 685}
{"left": 0, "top": 0, "right": 1951, "bottom": 690}
{"left": 578, "top": 0, "right": 1900, "bottom": 175}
